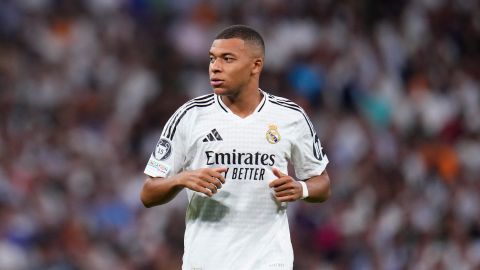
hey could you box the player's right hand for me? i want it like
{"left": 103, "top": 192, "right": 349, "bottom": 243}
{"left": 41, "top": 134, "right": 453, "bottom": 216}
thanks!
{"left": 178, "top": 167, "right": 227, "bottom": 197}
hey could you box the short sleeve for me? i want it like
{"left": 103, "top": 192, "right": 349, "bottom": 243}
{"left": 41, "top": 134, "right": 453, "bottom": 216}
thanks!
{"left": 290, "top": 117, "right": 329, "bottom": 180}
{"left": 144, "top": 107, "right": 188, "bottom": 178}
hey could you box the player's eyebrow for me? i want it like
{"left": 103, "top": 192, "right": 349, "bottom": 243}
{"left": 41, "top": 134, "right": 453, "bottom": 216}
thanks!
{"left": 209, "top": 51, "right": 237, "bottom": 58}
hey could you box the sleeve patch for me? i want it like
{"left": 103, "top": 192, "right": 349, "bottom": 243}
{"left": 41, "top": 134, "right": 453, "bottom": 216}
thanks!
{"left": 147, "top": 159, "right": 171, "bottom": 176}
{"left": 153, "top": 138, "right": 172, "bottom": 161}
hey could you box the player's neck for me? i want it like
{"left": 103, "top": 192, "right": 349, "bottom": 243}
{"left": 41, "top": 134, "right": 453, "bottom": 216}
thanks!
{"left": 221, "top": 87, "right": 263, "bottom": 118}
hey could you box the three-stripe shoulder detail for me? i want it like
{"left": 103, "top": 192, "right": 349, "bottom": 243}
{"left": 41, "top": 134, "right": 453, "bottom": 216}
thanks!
{"left": 162, "top": 94, "right": 215, "bottom": 140}
{"left": 267, "top": 94, "right": 315, "bottom": 136}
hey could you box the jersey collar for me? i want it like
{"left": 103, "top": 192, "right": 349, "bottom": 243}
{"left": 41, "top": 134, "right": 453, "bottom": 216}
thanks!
{"left": 215, "top": 89, "right": 268, "bottom": 115}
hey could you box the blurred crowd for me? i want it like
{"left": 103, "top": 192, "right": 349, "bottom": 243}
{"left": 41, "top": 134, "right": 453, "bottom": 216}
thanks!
{"left": 0, "top": 0, "right": 479, "bottom": 269}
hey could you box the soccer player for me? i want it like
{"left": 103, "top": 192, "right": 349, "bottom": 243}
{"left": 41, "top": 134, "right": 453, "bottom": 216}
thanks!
{"left": 141, "top": 25, "right": 331, "bottom": 270}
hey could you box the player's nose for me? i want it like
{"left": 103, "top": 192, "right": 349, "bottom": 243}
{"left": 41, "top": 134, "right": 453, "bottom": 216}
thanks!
{"left": 210, "top": 59, "right": 222, "bottom": 73}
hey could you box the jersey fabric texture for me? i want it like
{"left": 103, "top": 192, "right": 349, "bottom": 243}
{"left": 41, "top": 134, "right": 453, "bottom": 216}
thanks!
{"left": 144, "top": 90, "right": 329, "bottom": 270}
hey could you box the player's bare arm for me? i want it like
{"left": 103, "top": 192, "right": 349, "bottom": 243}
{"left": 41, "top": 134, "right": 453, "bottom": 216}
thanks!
{"left": 141, "top": 167, "right": 227, "bottom": 207}
{"left": 269, "top": 167, "right": 330, "bottom": 203}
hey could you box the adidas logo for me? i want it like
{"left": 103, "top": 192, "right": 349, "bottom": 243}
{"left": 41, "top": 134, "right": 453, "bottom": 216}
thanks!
{"left": 202, "top": 129, "right": 223, "bottom": 142}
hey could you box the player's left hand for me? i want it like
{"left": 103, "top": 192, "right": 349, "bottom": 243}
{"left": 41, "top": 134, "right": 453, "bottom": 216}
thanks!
{"left": 269, "top": 168, "right": 303, "bottom": 202}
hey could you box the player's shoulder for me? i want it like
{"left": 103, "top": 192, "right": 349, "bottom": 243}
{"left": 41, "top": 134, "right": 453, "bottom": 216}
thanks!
{"left": 180, "top": 93, "right": 216, "bottom": 108}
{"left": 265, "top": 92, "right": 307, "bottom": 117}
{"left": 264, "top": 91, "right": 316, "bottom": 136}
{"left": 175, "top": 93, "right": 216, "bottom": 115}
{"left": 162, "top": 93, "right": 216, "bottom": 140}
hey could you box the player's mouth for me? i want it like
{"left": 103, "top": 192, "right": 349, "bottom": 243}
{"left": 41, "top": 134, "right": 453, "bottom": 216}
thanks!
{"left": 210, "top": 79, "right": 224, "bottom": 87}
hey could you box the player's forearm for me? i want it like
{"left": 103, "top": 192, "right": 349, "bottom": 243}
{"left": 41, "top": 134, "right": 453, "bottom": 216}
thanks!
{"left": 304, "top": 171, "right": 331, "bottom": 203}
{"left": 140, "top": 176, "right": 184, "bottom": 207}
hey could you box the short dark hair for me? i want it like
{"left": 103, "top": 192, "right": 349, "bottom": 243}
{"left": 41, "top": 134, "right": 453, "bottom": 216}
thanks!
{"left": 215, "top": 25, "right": 265, "bottom": 56}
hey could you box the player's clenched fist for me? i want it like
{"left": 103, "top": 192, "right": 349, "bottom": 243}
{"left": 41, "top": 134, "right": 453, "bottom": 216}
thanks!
{"left": 269, "top": 168, "right": 303, "bottom": 202}
{"left": 178, "top": 167, "right": 227, "bottom": 197}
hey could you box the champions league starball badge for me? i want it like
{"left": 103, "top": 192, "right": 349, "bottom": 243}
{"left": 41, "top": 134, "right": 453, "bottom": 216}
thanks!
{"left": 153, "top": 138, "right": 172, "bottom": 161}
{"left": 266, "top": 124, "right": 281, "bottom": 144}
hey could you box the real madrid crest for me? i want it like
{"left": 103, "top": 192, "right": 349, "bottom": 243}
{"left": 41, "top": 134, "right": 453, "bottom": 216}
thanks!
{"left": 266, "top": 124, "right": 281, "bottom": 144}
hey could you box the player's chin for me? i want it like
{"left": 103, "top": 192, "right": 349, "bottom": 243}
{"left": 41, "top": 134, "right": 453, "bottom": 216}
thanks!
{"left": 212, "top": 87, "right": 231, "bottom": 96}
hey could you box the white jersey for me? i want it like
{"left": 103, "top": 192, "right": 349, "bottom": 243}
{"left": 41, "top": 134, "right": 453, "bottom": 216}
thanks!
{"left": 144, "top": 90, "right": 328, "bottom": 270}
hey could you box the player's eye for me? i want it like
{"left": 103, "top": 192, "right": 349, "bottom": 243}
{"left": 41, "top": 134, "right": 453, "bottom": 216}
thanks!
{"left": 224, "top": 56, "right": 234, "bottom": 63}
{"left": 209, "top": 56, "right": 215, "bottom": 63}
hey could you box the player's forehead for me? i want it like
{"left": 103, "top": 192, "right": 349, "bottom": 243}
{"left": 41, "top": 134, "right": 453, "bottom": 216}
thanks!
{"left": 209, "top": 38, "right": 246, "bottom": 56}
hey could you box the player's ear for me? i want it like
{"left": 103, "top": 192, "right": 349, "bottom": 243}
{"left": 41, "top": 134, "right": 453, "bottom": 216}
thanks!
{"left": 251, "top": 57, "right": 263, "bottom": 75}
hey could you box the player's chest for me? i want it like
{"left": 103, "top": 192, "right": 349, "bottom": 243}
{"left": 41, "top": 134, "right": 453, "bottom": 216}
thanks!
{"left": 188, "top": 118, "right": 291, "bottom": 156}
